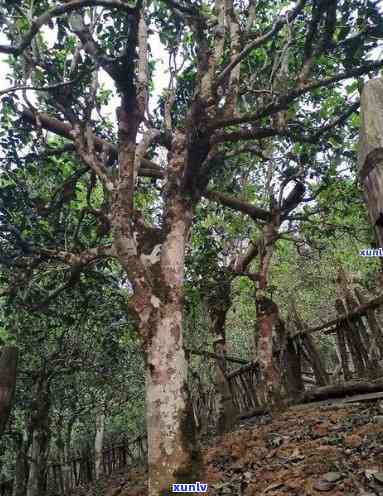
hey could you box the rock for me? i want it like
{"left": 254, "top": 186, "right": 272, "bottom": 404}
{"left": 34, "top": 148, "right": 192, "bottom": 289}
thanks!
{"left": 350, "top": 414, "right": 370, "bottom": 426}
{"left": 373, "top": 472, "right": 383, "bottom": 484}
{"left": 374, "top": 415, "right": 383, "bottom": 424}
{"left": 365, "top": 468, "right": 379, "bottom": 480}
{"left": 312, "top": 424, "right": 329, "bottom": 438}
{"left": 264, "top": 433, "right": 284, "bottom": 448}
{"left": 313, "top": 479, "right": 336, "bottom": 492}
{"left": 344, "top": 434, "right": 362, "bottom": 448}
{"left": 323, "top": 472, "right": 342, "bottom": 483}
{"left": 329, "top": 414, "right": 338, "bottom": 424}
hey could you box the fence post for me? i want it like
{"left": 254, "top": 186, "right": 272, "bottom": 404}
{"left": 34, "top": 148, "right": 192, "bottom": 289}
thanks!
{"left": 359, "top": 77, "right": 383, "bottom": 253}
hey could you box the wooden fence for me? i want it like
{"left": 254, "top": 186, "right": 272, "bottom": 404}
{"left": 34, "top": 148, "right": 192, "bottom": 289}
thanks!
{"left": 226, "top": 361, "right": 260, "bottom": 413}
{"left": 189, "top": 287, "right": 383, "bottom": 422}
{"left": 2, "top": 286, "right": 382, "bottom": 493}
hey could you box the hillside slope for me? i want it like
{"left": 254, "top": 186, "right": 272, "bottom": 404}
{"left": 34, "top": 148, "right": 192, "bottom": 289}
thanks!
{"left": 74, "top": 400, "right": 383, "bottom": 496}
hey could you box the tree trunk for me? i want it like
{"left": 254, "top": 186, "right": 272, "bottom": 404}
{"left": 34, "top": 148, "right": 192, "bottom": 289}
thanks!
{"left": 146, "top": 301, "right": 200, "bottom": 495}
{"left": 283, "top": 334, "right": 304, "bottom": 397}
{"left": 0, "top": 346, "right": 18, "bottom": 439}
{"left": 289, "top": 301, "right": 329, "bottom": 386}
{"left": 26, "top": 378, "right": 51, "bottom": 496}
{"left": 354, "top": 288, "right": 383, "bottom": 359}
{"left": 358, "top": 77, "right": 383, "bottom": 247}
{"left": 301, "top": 334, "right": 329, "bottom": 386}
{"left": 94, "top": 411, "right": 105, "bottom": 479}
{"left": 256, "top": 296, "right": 281, "bottom": 405}
{"left": 344, "top": 290, "right": 375, "bottom": 369}
{"left": 213, "top": 337, "right": 237, "bottom": 435}
{"left": 205, "top": 279, "right": 238, "bottom": 434}
{"left": 113, "top": 119, "right": 200, "bottom": 492}
{"left": 254, "top": 217, "right": 281, "bottom": 405}
{"left": 335, "top": 298, "right": 367, "bottom": 375}
{"left": 63, "top": 420, "right": 74, "bottom": 494}
{"left": 335, "top": 325, "right": 352, "bottom": 381}
{"left": 300, "top": 376, "right": 383, "bottom": 403}
{"left": 13, "top": 430, "right": 30, "bottom": 496}
{"left": 143, "top": 183, "right": 200, "bottom": 494}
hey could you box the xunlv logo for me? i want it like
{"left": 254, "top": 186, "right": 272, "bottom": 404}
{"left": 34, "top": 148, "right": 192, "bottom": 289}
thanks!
{"left": 172, "top": 482, "right": 208, "bottom": 493}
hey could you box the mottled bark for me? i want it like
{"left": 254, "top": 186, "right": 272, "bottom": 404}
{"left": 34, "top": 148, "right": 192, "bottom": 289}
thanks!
{"left": 114, "top": 131, "right": 200, "bottom": 495}
{"left": 145, "top": 198, "right": 201, "bottom": 493}
{"left": 146, "top": 301, "right": 198, "bottom": 495}
{"left": 0, "top": 346, "right": 18, "bottom": 439}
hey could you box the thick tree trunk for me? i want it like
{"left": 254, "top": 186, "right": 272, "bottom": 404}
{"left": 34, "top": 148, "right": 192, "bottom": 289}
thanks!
{"left": 94, "top": 411, "right": 105, "bottom": 479}
{"left": 26, "top": 378, "right": 51, "bottom": 496}
{"left": 0, "top": 346, "right": 18, "bottom": 439}
{"left": 146, "top": 201, "right": 201, "bottom": 494}
{"left": 113, "top": 116, "right": 200, "bottom": 492}
{"left": 146, "top": 305, "right": 199, "bottom": 495}
{"left": 143, "top": 152, "right": 200, "bottom": 494}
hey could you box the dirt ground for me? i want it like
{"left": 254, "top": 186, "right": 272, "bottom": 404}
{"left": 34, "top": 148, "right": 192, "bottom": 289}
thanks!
{"left": 72, "top": 399, "right": 383, "bottom": 495}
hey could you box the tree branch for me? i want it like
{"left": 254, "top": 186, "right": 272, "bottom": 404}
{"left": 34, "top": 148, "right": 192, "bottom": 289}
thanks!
{"left": 0, "top": 0, "right": 136, "bottom": 55}
{"left": 212, "top": 101, "right": 360, "bottom": 145}
{"left": 212, "top": 61, "right": 382, "bottom": 130}
{"left": 215, "top": 0, "right": 306, "bottom": 86}
{"left": 0, "top": 78, "right": 81, "bottom": 98}
{"left": 161, "top": 0, "right": 202, "bottom": 16}
{"left": 204, "top": 190, "right": 271, "bottom": 221}
{"left": 20, "top": 109, "right": 165, "bottom": 178}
